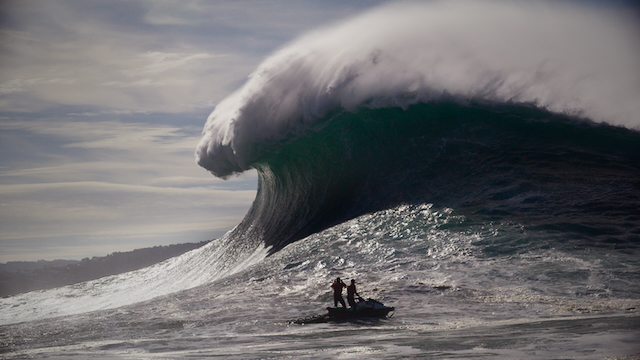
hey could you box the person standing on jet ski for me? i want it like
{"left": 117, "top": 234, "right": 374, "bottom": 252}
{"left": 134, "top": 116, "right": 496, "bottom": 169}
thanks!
{"left": 347, "top": 279, "right": 360, "bottom": 310}
{"left": 331, "top": 277, "right": 347, "bottom": 308}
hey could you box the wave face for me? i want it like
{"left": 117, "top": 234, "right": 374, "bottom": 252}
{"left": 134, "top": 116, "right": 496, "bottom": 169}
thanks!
{"left": 197, "top": 1, "right": 640, "bottom": 253}
{"left": 231, "top": 103, "right": 640, "bottom": 253}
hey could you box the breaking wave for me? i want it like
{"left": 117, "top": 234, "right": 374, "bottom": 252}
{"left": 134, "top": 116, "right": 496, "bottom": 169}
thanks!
{"left": 196, "top": 1, "right": 640, "bottom": 252}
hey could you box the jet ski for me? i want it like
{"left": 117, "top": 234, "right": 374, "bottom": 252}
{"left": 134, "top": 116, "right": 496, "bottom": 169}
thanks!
{"left": 326, "top": 297, "right": 395, "bottom": 320}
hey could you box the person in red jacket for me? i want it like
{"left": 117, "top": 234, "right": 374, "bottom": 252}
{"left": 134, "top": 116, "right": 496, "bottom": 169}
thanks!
{"left": 331, "top": 277, "right": 347, "bottom": 308}
{"left": 347, "top": 279, "right": 360, "bottom": 309}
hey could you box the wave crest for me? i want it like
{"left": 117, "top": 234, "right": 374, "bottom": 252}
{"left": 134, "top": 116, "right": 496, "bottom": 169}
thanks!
{"left": 196, "top": 1, "right": 639, "bottom": 177}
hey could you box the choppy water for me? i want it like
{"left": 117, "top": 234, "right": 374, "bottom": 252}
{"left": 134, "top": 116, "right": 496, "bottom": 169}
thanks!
{"left": 2, "top": 205, "right": 639, "bottom": 358}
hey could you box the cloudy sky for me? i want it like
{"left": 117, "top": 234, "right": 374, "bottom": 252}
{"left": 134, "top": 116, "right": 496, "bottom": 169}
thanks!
{"left": 0, "top": 0, "right": 390, "bottom": 262}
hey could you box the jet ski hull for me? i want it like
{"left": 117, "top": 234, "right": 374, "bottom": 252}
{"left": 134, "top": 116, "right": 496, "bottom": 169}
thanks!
{"left": 326, "top": 298, "right": 394, "bottom": 320}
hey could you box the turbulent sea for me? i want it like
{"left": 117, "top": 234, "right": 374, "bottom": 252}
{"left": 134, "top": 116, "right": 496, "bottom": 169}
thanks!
{"left": 2, "top": 1, "right": 640, "bottom": 359}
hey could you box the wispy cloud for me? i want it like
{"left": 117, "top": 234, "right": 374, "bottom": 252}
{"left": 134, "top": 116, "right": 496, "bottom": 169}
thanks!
{"left": 0, "top": 4, "right": 256, "bottom": 113}
{"left": 0, "top": 119, "right": 199, "bottom": 152}
{"left": 0, "top": 180, "right": 255, "bottom": 239}
{"left": 0, "top": 117, "right": 257, "bottom": 261}
{"left": 0, "top": 0, "right": 385, "bottom": 114}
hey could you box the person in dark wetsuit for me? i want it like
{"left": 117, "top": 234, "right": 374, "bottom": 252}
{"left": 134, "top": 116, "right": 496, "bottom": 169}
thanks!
{"left": 347, "top": 279, "right": 360, "bottom": 309}
{"left": 331, "top": 277, "right": 347, "bottom": 308}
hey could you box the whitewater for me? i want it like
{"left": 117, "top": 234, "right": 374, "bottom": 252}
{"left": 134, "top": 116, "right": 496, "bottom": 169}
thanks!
{"left": 2, "top": 1, "right": 640, "bottom": 359}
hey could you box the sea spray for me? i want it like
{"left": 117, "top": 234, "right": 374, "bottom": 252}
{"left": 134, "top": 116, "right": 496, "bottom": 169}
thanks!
{"left": 197, "top": 0, "right": 640, "bottom": 178}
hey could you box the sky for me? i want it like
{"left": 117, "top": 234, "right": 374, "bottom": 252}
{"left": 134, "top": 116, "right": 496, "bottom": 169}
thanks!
{"left": 0, "top": 0, "right": 389, "bottom": 262}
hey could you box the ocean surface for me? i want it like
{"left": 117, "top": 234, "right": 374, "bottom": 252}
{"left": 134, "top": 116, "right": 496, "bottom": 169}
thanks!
{"left": 2, "top": 1, "right": 640, "bottom": 359}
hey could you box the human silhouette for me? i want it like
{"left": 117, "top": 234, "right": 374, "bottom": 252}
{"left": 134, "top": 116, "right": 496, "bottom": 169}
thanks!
{"left": 347, "top": 279, "right": 360, "bottom": 309}
{"left": 331, "top": 277, "right": 347, "bottom": 308}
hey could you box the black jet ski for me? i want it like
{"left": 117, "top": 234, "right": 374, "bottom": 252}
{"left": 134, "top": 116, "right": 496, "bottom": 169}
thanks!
{"left": 326, "top": 298, "right": 395, "bottom": 320}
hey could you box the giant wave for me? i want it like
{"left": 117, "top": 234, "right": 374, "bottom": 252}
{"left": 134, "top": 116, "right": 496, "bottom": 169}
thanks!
{"left": 196, "top": 1, "right": 640, "bottom": 254}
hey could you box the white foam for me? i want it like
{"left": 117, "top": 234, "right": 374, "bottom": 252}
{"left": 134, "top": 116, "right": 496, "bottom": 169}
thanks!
{"left": 196, "top": 0, "right": 640, "bottom": 177}
{"left": 0, "top": 235, "right": 269, "bottom": 325}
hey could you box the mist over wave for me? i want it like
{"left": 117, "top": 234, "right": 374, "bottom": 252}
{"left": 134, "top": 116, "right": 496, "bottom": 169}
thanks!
{"left": 196, "top": 0, "right": 640, "bottom": 177}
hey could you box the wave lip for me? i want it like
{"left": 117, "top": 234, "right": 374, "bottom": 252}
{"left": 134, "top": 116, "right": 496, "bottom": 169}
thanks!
{"left": 196, "top": 0, "right": 640, "bottom": 178}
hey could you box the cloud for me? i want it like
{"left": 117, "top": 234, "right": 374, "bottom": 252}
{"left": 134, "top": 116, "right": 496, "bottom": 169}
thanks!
{"left": 0, "top": 3, "right": 257, "bottom": 113}
{"left": 0, "top": 44, "right": 252, "bottom": 113}
{"left": 0, "top": 0, "right": 387, "bottom": 114}
{"left": 120, "top": 52, "right": 225, "bottom": 76}
{"left": 0, "top": 117, "right": 258, "bottom": 261}
{"left": 1, "top": 119, "right": 198, "bottom": 151}
{"left": 0, "top": 181, "right": 255, "bottom": 240}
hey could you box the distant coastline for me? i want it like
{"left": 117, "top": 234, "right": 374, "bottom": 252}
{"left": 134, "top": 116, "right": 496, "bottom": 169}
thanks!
{"left": 0, "top": 241, "right": 210, "bottom": 297}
